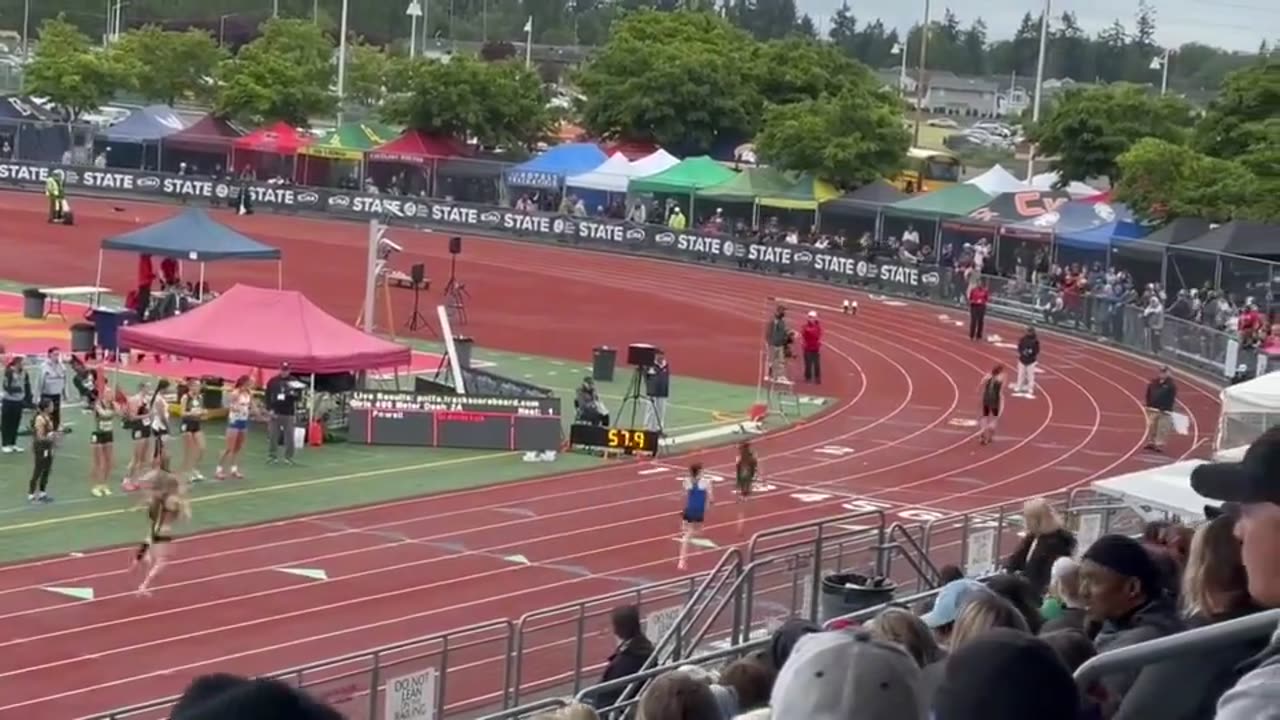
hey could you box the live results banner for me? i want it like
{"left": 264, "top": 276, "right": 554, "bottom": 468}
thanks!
{"left": 0, "top": 160, "right": 941, "bottom": 292}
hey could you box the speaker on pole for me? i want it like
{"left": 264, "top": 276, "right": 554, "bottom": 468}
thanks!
{"left": 410, "top": 263, "right": 425, "bottom": 286}
{"left": 449, "top": 236, "right": 462, "bottom": 255}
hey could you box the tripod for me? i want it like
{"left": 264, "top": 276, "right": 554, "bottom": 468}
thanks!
{"left": 405, "top": 279, "right": 433, "bottom": 334}
{"left": 443, "top": 255, "right": 470, "bottom": 326}
{"left": 616, "top": 367, "right": 663, "bottom": 442}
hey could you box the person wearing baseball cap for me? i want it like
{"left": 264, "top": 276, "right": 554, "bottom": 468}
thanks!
{"left": 1191, "top": 426, "right": 1280, "bottom": 719}
{"left": 800, "top": 311, "right": 823, "bottom": 385}
{"left": 933, "top": 628, "right": 1080, "bottom": 720}
{"left": 769, "top": 630, "right": 927, "bottom": 720}
{"left": 920, "top": 579, "right": 987, "bottom": 642}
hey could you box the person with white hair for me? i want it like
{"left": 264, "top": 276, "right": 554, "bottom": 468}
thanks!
{"left": 1040, "top": 556, "right": 1089, "bottom": 634}
{"left": 800, "top": 311, "right": 823, "bottom": 384}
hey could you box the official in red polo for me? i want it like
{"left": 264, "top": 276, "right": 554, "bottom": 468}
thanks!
{"left": 801, "top": 311, "right": 823, "bottom": 384}
{"left": 968, "top": 281, "right": 991, "bottom": 341}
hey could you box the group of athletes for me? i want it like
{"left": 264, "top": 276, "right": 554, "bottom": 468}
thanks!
{"left": 27, "top": 372, "right": 262, "bottom": 595}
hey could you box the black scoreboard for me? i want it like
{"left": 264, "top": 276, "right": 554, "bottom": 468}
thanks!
{"left": 347, "top": 391, "right": 562, "bottom": 451}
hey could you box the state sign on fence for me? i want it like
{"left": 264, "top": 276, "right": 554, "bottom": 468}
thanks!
{"left": 384, "top": 668, "right": 437, "bottom": 720}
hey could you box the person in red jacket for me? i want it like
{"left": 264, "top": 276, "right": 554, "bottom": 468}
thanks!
{"left": 968, "top": 281, "right": 991, "bottom": 341}
{"left": 801, "top": 311, "right": 823, "bottom": 384}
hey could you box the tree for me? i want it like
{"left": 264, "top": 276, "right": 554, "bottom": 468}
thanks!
{"left": 1194, "top": 59, "right": 1280, "bottom": 162}
{"left": 750, "top": 37, "right": 870, "bottom": 107}
{"left": 214, "top": 19, "right": 336, "bottom": 125}
{"left": 381, "top": 55, "right": 553, "bottom": 148}
{"left": 22, "top": 16, "right": 132, "bottom": 122}
{"left": 960, "top": 19, "right": 989, "bottom": 76}
{"left": 756, "top": 80, "right": 909, "bottom": 189}
{"left": 1029, "top": 84, "right": 1194, "bottom": 184}
{"left": 111, "top": 26, "right": 226, "bottom": 105}
{"left": 1114, "top": 138, "right": 1270, "bottom": 222}
{"left": 344, "top": 39, "right": 392, "bottom": 107}
{"left": 574, "top": 10, "right": 760, "bottom": 153}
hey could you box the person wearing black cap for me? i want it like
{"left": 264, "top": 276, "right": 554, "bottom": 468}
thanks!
{"left": 1143, "top": 366, "right": 1177, "bottom": 452}
{"left": 1190, "top": 426, "right": 1280, "bottom": 719}
{"left": 1079, "top": 534, "right": 1183, "bottom": 704}
{"left": 933, "top": 628, "right": 1080, "bottom": 720}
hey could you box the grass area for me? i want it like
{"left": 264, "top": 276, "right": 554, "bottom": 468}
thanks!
{"left": 0, "top": 314, "right": 828, "bottom": 563}
{"left": 914, "top": 124, "right": 955, "bottom": 151}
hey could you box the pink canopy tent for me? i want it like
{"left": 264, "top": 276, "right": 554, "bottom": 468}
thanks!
{"left": 231, "top": 121, "right": 313, "bottom": 179}
{"left": 119, "top": 285, "right": 411, "bottom": 373}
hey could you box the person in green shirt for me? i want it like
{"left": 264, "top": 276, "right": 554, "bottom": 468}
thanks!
{"left": 45, "top": 170, "right": 66, "bottom": 223}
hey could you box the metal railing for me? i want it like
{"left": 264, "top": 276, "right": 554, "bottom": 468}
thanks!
{"left": 1075, "top": 609, "right": 1280, "bottom": 688}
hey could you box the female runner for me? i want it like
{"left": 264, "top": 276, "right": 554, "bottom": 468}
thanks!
{"left": 89, "top": 390, "right": 117, "bottom": 497}
{"left": 122, "top": 381, "right": 154, "bottom": 492}
{"left": 133, "top": 469, "right": 190, "bottom": 595}
{"left": 28, "top": 399, "right": 56, "bottom": 504}
{"left": 216, "top": 375, "right": 252, "bottom": 480}
{"left": 149, "top": 379, "right": 172, "bottom": 469}
{"left": 677, "top": 462, "right": 713, "bottom": 571}
{"left": 179, "top": 378, "right": 207, "bottom": 482}
{"left": 978, "top": 365, "right": 1007, "bottom": 445}
{"left": 735, "top": 441, "right": 758, "bottom": 534}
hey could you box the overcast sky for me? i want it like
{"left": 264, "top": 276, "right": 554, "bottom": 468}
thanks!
{"left": 799, "top": 0, "right": 1275, "bottom": 53}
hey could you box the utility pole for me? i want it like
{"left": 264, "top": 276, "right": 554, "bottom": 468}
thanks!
{"left": 1026, "top": 0, "right": 1050, "bottom": 179}
{"left": 912, "top": 0, "right": 930, "bottom": 147}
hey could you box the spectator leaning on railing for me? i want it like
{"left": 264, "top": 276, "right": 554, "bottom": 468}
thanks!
{"left": 1190, "top": 427, "right": 1280, "bottom": 719}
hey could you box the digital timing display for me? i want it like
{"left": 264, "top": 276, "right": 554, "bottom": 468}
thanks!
{"left": 569, "top": 424, "right": 660, "bottom": 454}
{"left": 348, "top": 390, "right": 562, "bottom": 451}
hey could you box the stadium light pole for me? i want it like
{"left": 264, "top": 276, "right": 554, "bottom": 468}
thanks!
{"left": 1026, "top": 0, "right": 1050, "bottom": 179}
{"left": 1150, "top": 50, "right": 1172, "bottom": 95}
{"left": 21, "top": 0, "right": 29, "bottom": 59}
{"left": 911, "top": 0, "right": 930, "bottom": 147}
{"left": 336, "top": 0, "right": 350, "bottom": 124}
{"left": 890, "top": 41, "right": 908, "bottom": 96}
{"left": 273, "top": 0, "right": 279, "bottom": 18}
{"left": 407, "top": 1, "right": 423, "bottom": 58}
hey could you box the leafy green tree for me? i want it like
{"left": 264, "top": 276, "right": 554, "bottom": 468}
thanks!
{"left": 344, "top": 38, "right": 392, "bottom": 107}
{"left": 381, "top": 55, "right": 552, "bottom": 148}
{"left": 1115, "top": 138, "right": 1267, "bottom": 222}
{"left": 214, "top": 19, "right": 336, "bottom": 125}
{"left": 755, "top": 80, "right": 909, "bottom": 189}
{"left": 750, "top": 37, "right": 870, "bottom": 107}
{"left": 1029, "top": 84, "right": 1194, "bottom": 184}
{"left": 22, "top": 16, "right": 133, "bottom": 121}
{"left": 111, "top": 26, "right": 226, "bottom": 105}
{"left": 1194, "top": 59, "right": 1280, "bottom": 163}
{"left": 574, "top": 10, "right": 760, "bottom": 152}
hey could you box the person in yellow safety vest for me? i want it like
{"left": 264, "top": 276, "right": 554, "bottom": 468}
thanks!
{"left": 668, "top": 206, "right": 686, "bottom": 230}
{"left": 45, "top": 170, "right": 65, "bottom": 223}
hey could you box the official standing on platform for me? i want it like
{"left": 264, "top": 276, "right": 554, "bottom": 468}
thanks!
{"left": 801, "top": 311, "right": 823, "bottom": 384}
{"left": 1144, "top": 366, "right": 1178, "bottom": 453}
{"left": 968, "top": 281, "right": 991, "bottom": 341}
{"left": 265, "top": 364, "right": 298, "bottom": 464}
{"left": 644, "top": 351, "right": 671, "bottom": 433}
{"left": 1014, "top": 327, "right": 1040, "bottom": 398}
{"left": 766, "top": 305, "right": 791, "bottom": 382}
{"left": 37, "top": 348, "right": 68, "bottom": 430}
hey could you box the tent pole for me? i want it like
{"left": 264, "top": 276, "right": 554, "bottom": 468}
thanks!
{"left": 198, "top": 263, "right": 206, "bottom": 301}
{"left": 93, "top": 250, "right": 105, "bottom": 307}
{"left": 277, "top": 259, "right": 283, "bottom": 290}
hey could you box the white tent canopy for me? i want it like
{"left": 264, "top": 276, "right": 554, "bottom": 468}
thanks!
{"left": 1091, "top": 460, "right": 1211, "bottom": 523}
{"left": 1222, "top": 372, "right": 1280, "bottom": 415}
{"left": 631, "top": 149, "right": 680, "bottom": 177}
{"left": 1030, "top": 171, "right": 1101, "bottom": 198}
{"left": 965, "top": 165, "right": 1030, "bottom": 194}
{"left": 1216, "top": 371, "right": 1280, "bottom": 457}
{"left": 566, "top": 152, "right": 635, "bottom": 192}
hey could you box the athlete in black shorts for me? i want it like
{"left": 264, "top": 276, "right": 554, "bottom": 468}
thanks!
{"left": 134, "top": 471, "right": 188, "bottom": 595}
{"left": 979, "top": 365, "right": 1006, "bottom": 445}
{"left": 179, "top": 378, "right": 207, "bottom": 481}
{"left": 89, "top": 393, "right": 117, "bottom": 497}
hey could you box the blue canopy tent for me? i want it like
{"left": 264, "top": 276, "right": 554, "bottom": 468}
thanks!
{"left": 94, "top": 209, "right": 283, "bottom": 303}
{"left": 97, "top": 105, "right": 188, "bottom": 169}
{"left": 504, "top": 143, "right": 608, "bottom": 190}
{"left": 1008, "top": 200, "right": 1135, "bottom": 267}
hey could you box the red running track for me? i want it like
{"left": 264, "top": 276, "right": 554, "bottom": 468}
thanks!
{"left": 0, "top": 193, "right": 1221, "bottom": 719}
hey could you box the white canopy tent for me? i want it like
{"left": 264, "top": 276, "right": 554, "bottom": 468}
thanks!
{"left": 566, "top": 152, "right": 636, "bottom": 192}
{"left": 630, "top": 149, "right": 681, "bottom": 177}
{"left": 1030, "top": 171, "right": 1101, "bottom": 198}
{"left": 965, "top": 165, "right": 1030, "bottom": 194}
{"left": 1216, "top": 372, "right": 1280, "bottom": 458}
{"left": 1090, "top": 460, "right": 1212, "bottom": 523}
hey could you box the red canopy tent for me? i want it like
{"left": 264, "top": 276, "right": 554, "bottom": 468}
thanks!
{"left": 119, "top": 285, "right": 411, "bottom": 373}
{"left": 231, "top": 121, "right": 313, "bottom": 178}
{"left": 367, "top": 129, "right": 467, "bottom": 165}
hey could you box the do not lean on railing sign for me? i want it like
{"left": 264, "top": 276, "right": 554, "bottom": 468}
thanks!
{"left": 384, "top": 668, "right": 437, "bottom": 720}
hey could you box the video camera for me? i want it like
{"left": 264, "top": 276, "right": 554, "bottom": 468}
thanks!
{"left": 626, "top": 343, "right": 661, "bottom": 368}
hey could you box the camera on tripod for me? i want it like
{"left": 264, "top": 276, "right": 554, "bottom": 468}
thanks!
{"left": 626, "top": 343, "right": 660, "bottom": 368}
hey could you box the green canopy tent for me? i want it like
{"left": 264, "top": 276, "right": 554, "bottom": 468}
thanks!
{"left": 882, "top": 184, "right": 992, "bottom": 257}
{"left": 695, "top": 167, "right": 794, "bottom": 226}
{"left": 629, "top": 156, "right": 737, "bottom": 222}
{"left": 296, "top": 121, "right": 400, "bottom": 186}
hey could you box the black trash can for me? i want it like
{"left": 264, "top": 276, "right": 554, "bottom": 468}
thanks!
{"left": 452, "top": 336, "right": 473, "bottom": 369}
{"left": 69, "top": 323, "right": 95, "bottom": 353}
{"left": 201, "top": 376, "right": 225, "bottom": 410}
{"left": 592, "top": 346, "right": 617, "bottom": 382}
{"left": 819, "top": 573, "right": 896, "bottom": 623}
{"left": 22, "top": 288, "right": 45, "bottom": 320}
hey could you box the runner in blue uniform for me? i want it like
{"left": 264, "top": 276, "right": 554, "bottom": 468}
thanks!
{"left": 677, "top": 463, "right": 713, "bottom": 570}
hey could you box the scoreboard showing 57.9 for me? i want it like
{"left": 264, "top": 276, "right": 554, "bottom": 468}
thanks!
{"left": 348, "top": 390, "right": 562, "bottom": 451}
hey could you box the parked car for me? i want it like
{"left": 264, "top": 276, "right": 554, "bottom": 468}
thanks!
{"left": 926, "top": 117, "right": 961, "bottom": 129}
